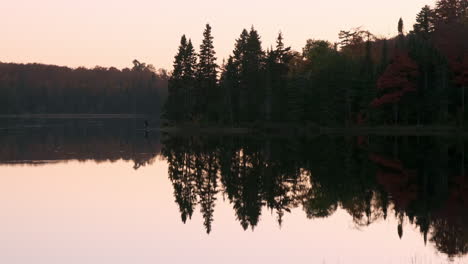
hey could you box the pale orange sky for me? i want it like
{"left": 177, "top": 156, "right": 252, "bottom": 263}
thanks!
{"left": 1, "top": 0, "right": 433, "bottom": 70}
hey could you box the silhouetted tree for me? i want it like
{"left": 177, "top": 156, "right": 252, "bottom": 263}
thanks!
{"left": 434, "top": 0, "right": 461, "bottom": 23}
{"left": 413, "top": 5, "right": 435, "bottom": 37}
{"left": 196, "top": 24, "right": 218, "bottom": 122}
{"left": 398, "top": 18, "right": 404, "bottom": 35}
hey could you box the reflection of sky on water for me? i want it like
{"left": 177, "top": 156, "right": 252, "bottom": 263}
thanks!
{"left": 0, "top": 160, "right": 464, "bottom": 264}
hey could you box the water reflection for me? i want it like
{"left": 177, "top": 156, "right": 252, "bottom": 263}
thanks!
{"left": 0, "top": 119, "right": 161, "bottom": 168}
{"left": 162, "top": 135, "right": 468, "bottom": 259}
{"left": 1, "top": 121, "right": 468, "bottom": 261}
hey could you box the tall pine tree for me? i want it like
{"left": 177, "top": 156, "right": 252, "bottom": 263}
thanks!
{"left": 435, "top": 0, "right": 460, "bottom": 23}
{"left": 413, "top": 5, "right": 435, "bottom": 38}
{"left": 196, "top": 24, "right": 218, "bottom": 122}
{"left": 165, "top": 35, "right": 187, "bottom": 122}
{"left": 165, "top": 35, "right": 197, "bottom": 122}
{"left": 182, "top": 39, "right": 197, "bottom": 120}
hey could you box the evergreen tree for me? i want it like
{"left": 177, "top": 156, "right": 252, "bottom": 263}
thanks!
{"left": 435, "top": 0, "right": 460, "bottom": 23}
{"left": 243, "top": 27, "right": 265, "bottom": 121}
{"left": 398, "top": 18, "right": 404, "bottom": 35}
{"left": 165, "top": 35, "right": 188, "bottom": 122}
{"left": 413, "top": 5, "right": 435, "bottom": 37}
{"left": 267, "top": 32, "right": 292, "bottom": 121}
{"left": 196, "top": 24, "right": 218, "bottom": 122}
{"left": 358, "top": 32, "right": 377, "bottom": 124}
{"left": 165, "top": 35, "right": 197, "bottom": 122}
{"left": 232, "top": 29, "right": 250, "bottom": 122}
{"left": 182, "top": 39, "right": 197, "bottom": 120}
{"left": 397, "top": 18, "right": 406, "bottom": 50}
{"left": 220, "top": 57, "right": 236, "bottom": 124}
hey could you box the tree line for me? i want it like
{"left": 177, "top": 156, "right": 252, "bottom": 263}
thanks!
{"left": 0, "top": 60, "right": 168, "bottom": 115}
{"left": 164, "top": 0, "right": 468, "bottom": 127}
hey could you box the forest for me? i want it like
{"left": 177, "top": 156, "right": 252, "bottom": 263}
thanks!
{"left": 165, "top": 0, "right": 468, "bottom": 127}
{"left": 0, "top": 60, "right": 168, "bottom": 115}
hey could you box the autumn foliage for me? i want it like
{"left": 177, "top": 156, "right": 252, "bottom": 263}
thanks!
{"left": 371, "top": 53, "right": 419, "bottom": 108}
{"left": 371, "top": 153, "right": 418, "bottom": 210}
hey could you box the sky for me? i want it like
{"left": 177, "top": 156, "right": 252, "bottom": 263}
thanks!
{"left": 1, "top": 0, "right": 433, "bottom": 71}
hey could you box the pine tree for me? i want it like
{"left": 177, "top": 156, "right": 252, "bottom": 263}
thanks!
{"left": 265, "top": 32, "right": 292, "bottom": 121}
{"left": 220, "top": 57, "right": 236, "bottom": 124}
{"left": 397, "top": 18, "right": 406, "bottom": 50}
{"left": 165, "top": 35, "right": 188, "bottom": 122}
{"left": 182, "top": 39, "right": 197, "bottom": 120}
{"left": 232, "top": 29, "right": 249, "bottom": 122}
{"left": 398, "top": 18, "right": 404, "bottom": 35}
{"left": 196, "top": 24, "right": 218, "bottom": 121}
{"left": 164, "top": 35, "right": 198, "bottom": 122}
{"left": 413, "top": 5, "right": 435, "bottom": 37}
{"left": 244, "top": 27, "right": 265, "bottom": 121}
{"left": 434, "top": 0, "right": 460, "bottom": 23}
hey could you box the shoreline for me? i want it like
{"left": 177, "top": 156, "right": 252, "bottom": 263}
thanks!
{"left": 156, "top": 124, "right": 468, "bottom": 136}
{"left": 0, "top": 114, "right": 149, "bottom": 119}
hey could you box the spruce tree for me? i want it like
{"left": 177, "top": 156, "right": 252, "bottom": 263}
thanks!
{"left": 435, "top": 0, "right": 460, "bottom": 23}
{"left": 244, "top": 27, "right": 265, "bottom": 121}
{"left": 413, "top": 5, "right": 435, "bottom": 37}
{"left": 397, "top": 18, "right": 405, "bottom": 50}
{"left": 165, "top": 35, "right": 188, "bottom": 122}
{"left": 232, "top": 29, "right": 250, "bottom": 122}
{"left": 398, "top": 18, "right": 404, "bottom": 35}
{"left": 220, "top": 56, "right": 236, "bottom": 124}
{"left": 182, "top": 39, "right": 197, "bottom": 120}
{"left": 272, "top": 33, "right": 292, "bottom": 121}
{"left": 196, "top": 24, "right": 218, "bottom": 121}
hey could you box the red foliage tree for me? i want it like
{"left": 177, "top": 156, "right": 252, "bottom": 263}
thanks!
{"left": 371, "top": 53, "right": 419, "bottom": 108}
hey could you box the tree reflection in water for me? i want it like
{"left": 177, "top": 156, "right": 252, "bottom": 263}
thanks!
{"left": 163, "top": 135, "right": 468, "bottom": 259}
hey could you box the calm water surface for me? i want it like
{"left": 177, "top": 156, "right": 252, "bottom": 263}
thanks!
{"left": 0, "top": 119, "right": 467, "bottom": 264}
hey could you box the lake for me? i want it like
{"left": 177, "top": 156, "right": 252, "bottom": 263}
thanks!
{"left": 0, "top": 119, "right": 467, "bottom": 264}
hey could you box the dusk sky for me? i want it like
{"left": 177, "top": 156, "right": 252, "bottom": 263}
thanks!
{"left": 2, "top": 0, "right": 432, "bottom": 70}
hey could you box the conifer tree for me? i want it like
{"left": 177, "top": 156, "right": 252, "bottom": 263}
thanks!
{"left": 196, "top": 24, "right": 218, "bottom": 121}
{"left": 232, "top": 29, "right": 249, "bottom": 122}
{"left": 220, "top": 57, "right": 236, "bottom": 124}
{"left": 182, "top": 39, "right": 197, "bottom": 120}
{"left": 165, "top": 35, "right": 188, "bottom": 122}
{"left": 413, "top": 5, "right": 435, "bottom": 37}
{"left": 435, "top": 0, "right": 460, "bottom": 23}
{"left": 271, "top": 33, "right": 292, "bottom": 121}
{"left": 243, "top": 27, "right": 265, "bottom": 121}
{"left": 165, "top": 35, "right": 197, "bottom": 122}
{"left": 398, "top": 18, "right": 404, "bottom": 35}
